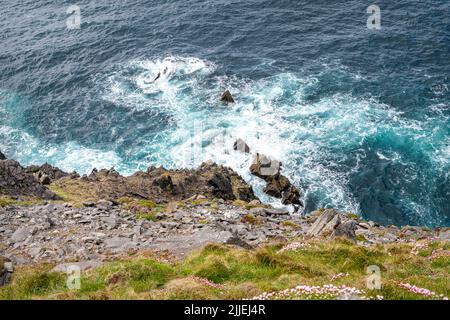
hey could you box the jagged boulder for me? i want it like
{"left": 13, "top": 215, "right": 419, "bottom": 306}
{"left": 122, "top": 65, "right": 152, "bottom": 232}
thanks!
{"left": 202, "top": 162, "right": 256, "bottom": 201}
{"left": 308, "top": 209, "right": 341, "bottom": 237}
{"left": 153, "top": 172, "right": 175, "bottom": 193}
{"left": 333, "top": 220, "right": 357, "bottom": 241}
{"left": 249, "top": 153, "right": 303, "bottom": 207}
{"left": 26, "top": 163, "right": 70, "bottom": 185}
{"left": 0, "top": 150, "right": 6, "bottom": 160}
{"left": 307, "top": 209, "right": 357, "bottom": 242}
{"left": 207, "top": 172, "right": 234, "bottom": 200}
{"left": 53, "top": 161, "right": 258, "bottom": 204}
{"left": 263, "top": 174, "right": 291, "bottom": 198}
{"left": 220, "top": 90, "right": 235, "bottom": 103}
{"left": 233, "top": 138, "right": 250, "bottom": 153}
{"left": 250, "top": 153, "right": 281, "bottom": 179}
{"left": 0, "top": 160, "right": 59, "bottom": 200}
{"left": 281, "top": 185, "right": 303, "bottom": 207}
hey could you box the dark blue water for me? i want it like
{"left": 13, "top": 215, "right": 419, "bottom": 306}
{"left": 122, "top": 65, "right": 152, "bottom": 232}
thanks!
{"left": 1, "top": 0, "right": 449, "bottom": 227}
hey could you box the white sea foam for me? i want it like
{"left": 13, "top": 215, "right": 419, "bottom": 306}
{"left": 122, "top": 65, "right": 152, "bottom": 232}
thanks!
{"left": 2, "top": 56, "right": 448, "bottom": 224}
{"left": 97, "top": 56, "right": 450, "bottom": 216}
{"left": 0, "top": 124, "right": 120, "bottom": 175}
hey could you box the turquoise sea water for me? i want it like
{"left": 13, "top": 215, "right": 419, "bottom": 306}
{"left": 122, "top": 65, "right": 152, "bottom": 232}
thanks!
{"left": 0, "top": 1, "right": 449, "bottom": 226}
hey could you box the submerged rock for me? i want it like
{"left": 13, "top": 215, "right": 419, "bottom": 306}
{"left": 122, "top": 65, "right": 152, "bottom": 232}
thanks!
{"left": 233, "top": 138, "right": 250, "bottom": 153}
{"left": 0, "top": 150, "right": 6, "bottom": 160}
{"left": 220, "top": 90, "right": 235, "bottom": 103}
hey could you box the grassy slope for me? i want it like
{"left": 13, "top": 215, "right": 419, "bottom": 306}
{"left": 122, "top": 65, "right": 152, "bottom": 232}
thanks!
{"left": 1, "top": 238, "right": 448, "bottom": 300}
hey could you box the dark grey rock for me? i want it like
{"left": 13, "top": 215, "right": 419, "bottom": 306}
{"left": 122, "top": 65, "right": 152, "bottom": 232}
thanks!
{"left": 105, "top": 236, "right": 133, "bottom": 250}
{"left": 96, "top": 200, "right": 114, "bottom": 210}
{"left": 11, "top": 226, "right": 35, "bottom": 243}
{"left": 82, "top": 202, "right": 95, "bottom": 208}
{"left": 308, "top": 209, "right": 341, "bottom": 237}
{"left": 263, "top": 208, "right": 289, "bottom": 216}
{"left": 0, "top": 259, "right": 13, "bottom": 286}
{"left": 250, "top": 153, "right": 281, "bottom": 179}
{"left": 233, "top": 138, "right": 250, "bottom": 153}
{"left": 0, "top": 160, "right": 59, "bottom": 200}
{"left": 220, "top": 90, "right": 235, "bottom": 103}
{"left": 333, "top": 220, "right": 357, "bottom": 242}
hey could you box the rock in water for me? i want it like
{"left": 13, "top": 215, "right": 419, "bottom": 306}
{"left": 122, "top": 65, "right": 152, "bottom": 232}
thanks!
{"left": 263, "top": 174, "right": 291, "bottom": 198}
{"left": 233, "top": 138, "right": 250, "bottom": 153}
{"left": 249, "top": 153, "right": 302, "bottom": 206}
{"left": 220, "top": 90, "right": 235, "bottom": 103}
{"left": 281, "top": 185, "right": 303, "bottom": 207}
{"left": 250, "top": 153, "right": 281, "bottom": 179}
{"left": 0, "top": 150, "right": 6, "bottom": 160}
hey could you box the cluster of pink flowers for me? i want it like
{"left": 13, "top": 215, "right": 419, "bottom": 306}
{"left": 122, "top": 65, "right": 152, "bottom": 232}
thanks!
{"left": 410, "top": 241, "right": 428, "bottom": 255}
{"left": 330, "top": 272, "right": 349, "bottom": 282}
{"left": 277, "top": 242, "right": 311, "bottom": 253}
{"left": 397, "top": 282, "right": 448, "bottom": 300}
{"left": 187, "top": 276, "right": 224, "bottom": 289}
{"left": 428, "top": 248, "right": 450, "bottom": 261}
{"left": 409, "top": 240, "right": 449, "bottom": 261}
{"left": 249, "top": 284, "right": 368, "bottom": 300}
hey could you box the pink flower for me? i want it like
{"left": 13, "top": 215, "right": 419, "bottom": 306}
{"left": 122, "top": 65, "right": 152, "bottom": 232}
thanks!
{"left": 397, "top": 282, "right": 447, "bottom": 300}
{"left": 277, "top": 242, "right": 311, "bottom": 253}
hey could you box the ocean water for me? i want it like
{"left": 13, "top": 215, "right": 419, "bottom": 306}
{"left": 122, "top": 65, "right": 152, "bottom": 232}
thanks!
{"left": 0, "top": 0, "right": 449, "bottom": 227}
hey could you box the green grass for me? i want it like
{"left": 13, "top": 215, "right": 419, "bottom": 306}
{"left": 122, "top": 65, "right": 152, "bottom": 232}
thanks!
{"left": 232, "top": 200, "right": 268, "bottom": 210}
{"left": 1, "top": 239, "right": 448, "bottom": 300}
{"left": 117, "top": 198, "right": 166, "bottom": 221}
{"left": 0, "top": 196, "right": 44, "bottom": 207}
{"left": 281, "top": 220, "right": 301, "bottom": 229}
{"left": 136, "top": 212, "right": 158, "bottom": 222}
{"left": 241, "top": 213, "right": 262, "bottom": 225}
{"left": 48, "top": 179, "right": 97, "bottom": 207}
{"left": 346, "top": 212, "right": 360, "bottom": 220}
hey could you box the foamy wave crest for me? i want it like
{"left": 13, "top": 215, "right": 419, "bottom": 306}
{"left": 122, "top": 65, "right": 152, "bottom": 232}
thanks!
{"left": 0, "top": 125, "right": 120, "bottom": 175}
{"left": 101, "top": 56, "right": 216, "bottom": 112}
{"left": 3, "top": 57, "right": 448, "bottom": 225}
{"left": 97, "top": 56, "right": 450, "bottom": 222}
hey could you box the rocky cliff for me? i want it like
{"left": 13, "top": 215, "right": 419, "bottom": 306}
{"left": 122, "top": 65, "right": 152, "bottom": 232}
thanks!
{"left": 0, "top": 151, "right": 448, "bottom": 300}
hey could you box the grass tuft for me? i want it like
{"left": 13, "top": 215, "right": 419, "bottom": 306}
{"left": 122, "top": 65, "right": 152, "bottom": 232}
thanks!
{"left": 1, "top": 239, "right": 448, "bottom": 300}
